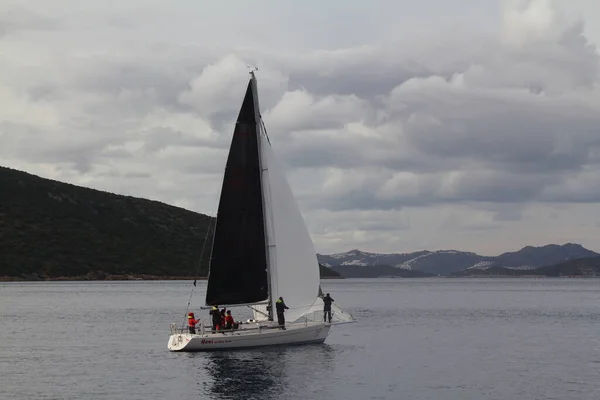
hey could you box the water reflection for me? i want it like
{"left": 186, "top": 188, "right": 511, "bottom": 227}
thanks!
{"left": 201, "top": 344, "right": 337, "bottom": 400}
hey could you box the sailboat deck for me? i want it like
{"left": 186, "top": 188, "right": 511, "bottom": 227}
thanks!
{"left": 170, "top": 320, "right": 324, "bottom": 337}
{"left": 168, "top": 320, "right": 331, "bottom": 351}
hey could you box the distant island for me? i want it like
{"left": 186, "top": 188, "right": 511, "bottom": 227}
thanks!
{"left": 450, "top": 257, "right": 600, "bottom": 278}
{"left": 2, "top": 165, "right": 598, "bottom": 282}
{"left": 0, "top": 166, "right": 340, "bottom": 281}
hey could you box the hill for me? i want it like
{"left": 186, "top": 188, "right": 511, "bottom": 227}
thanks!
{"left": 492, "top": 244, "right": 598, "bottom": 268}
{"left": 452, "top": 256, "right": 600, "bottom": 277}
{"left": 0, "top": 166, "right": 340, "bottom": 280}
{"left": 318, "top": 244, "right": 599, "bottom": 276}
{"left": 319, "top": 264, "right": 341, "bottom": 278}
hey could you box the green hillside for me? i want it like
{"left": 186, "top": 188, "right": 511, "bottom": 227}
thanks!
{"left": 0, "top": 166, "right": 339, "bottom": 280}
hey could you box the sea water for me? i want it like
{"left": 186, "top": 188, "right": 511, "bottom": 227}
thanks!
{"left": 1, "top": 278, "right": 600, "bottom": 400}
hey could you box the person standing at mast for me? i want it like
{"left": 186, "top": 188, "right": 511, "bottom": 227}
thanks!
{"left": 275, "top": 296, "right": 289, "bottom": 330}
{"left": 209, "top": 305, "right": 221, "bottom": 331}
{"left": 323, "top": 293, "right": 334, "bottom": 323}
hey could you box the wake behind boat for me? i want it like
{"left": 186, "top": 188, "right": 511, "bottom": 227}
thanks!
{"left": 167, "top": 70, "right": 354, "bottom": 352}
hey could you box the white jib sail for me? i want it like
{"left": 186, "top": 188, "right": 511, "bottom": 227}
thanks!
{"left": 260, "top": 132, "right": 321, "bottom": 323}
{"left": 299, "top": 296, "right": 356, "bottom": 324}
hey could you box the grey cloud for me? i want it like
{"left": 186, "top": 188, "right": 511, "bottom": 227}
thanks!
{"left": 304, "top": 167, "right": 567, "bottom": 212}
{"left": 439, "top": 212, "right": 502, "bottom": 232}
{"left": 0, "top": 120, "right": 129, "bottom": 173}
{"left": 0, "top": 9, "right": 60, "bottom": 37}
{"left": 96, "top": 170, "right": 150, "bottom": 179}
{"left": 398, "top": 90, "right": 600, "bottom": 174}
{"left": 47, "top": 46, "right": 224, "bottom": 115}
{"left": 270, "top": 32, "right": 489, "bottom": 98}
{"left": 26, "top": 85, "right": 65, "bottom": 102}
{"left": 104, "top": 15, "right": 136, "bottom": 30}
{"left": 1, "top": 0, "right": 600, "bottom": 256}
{"left": 276, "top": 131, "right": 464, "bottom": 174}
{"left": 74, "top": 63, "right": 191, "bottom": 113}
{"left": 306, "top": 209, "right": 411, "bottom": 235}
{"left": 492, "top": 207, "right": 523, "bottom": 222}
{"left": 539, "top": 171, "right": 600, "bottom": 203}
{"left": 141, "top": 126, "right": 228, "bottom": 154}
{"left": 124, "top": 171, "right": 150, "bottom": 179}
{"left": 100, "top": 148, "right": 135, "bottom": 160}
{"left": 319, "top": 191, "right": 404, "bottom": 212}
{"left": 269, "top": 12, "right": 600, "bottom": 211}
{"left": 438, "top": 170, "right": 560, "bottom": 203}
{"left": 1, "top": 0, "right": 599, "bottom": 224}
{"left": 285, "top": 60, "right": 433, "bottom": 99}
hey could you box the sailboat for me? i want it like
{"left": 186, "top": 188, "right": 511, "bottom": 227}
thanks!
{"left": 167, "top": 70, "right": 354, "bottom": 352}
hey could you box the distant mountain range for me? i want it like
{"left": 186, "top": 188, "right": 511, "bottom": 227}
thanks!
{"left": 318, "top": 244, "right": 600, "bottom": 277}
{"left": 451, "top": 257, "right": 600, "bottom": 278}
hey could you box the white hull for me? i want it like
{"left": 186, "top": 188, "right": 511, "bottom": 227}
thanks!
{"left": 168, "top": 321, "right": 331, "bottom": 352}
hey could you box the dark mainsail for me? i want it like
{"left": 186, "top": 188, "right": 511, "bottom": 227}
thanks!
{"left": 205, "top": 79, "right": 269, "bottom": 306}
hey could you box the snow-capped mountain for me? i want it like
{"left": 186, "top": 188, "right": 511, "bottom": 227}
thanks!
{"left": 317, "top": 243, "right": 599, "bottom": 276}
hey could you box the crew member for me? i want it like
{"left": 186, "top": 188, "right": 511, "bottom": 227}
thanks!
{"left": 187, "top": 312, "right": 200, "bottom": 334}
{"left": 210, "top": 305, "right": 221, "bottom": 331}
{"left": 224, "top": 310, "right": 235, "bottom": 330}
{"left": 275, "top": 296, "right": 289, "bottom": 329}
{"left": 220, "top": 307, "right": 227, "bottom": 328}
{"left": 323, "top": 293, "right": 334, "bottom": 323}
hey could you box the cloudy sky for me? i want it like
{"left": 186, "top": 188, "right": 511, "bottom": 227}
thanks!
{"left": 1, "top": 0, "right": 600, "bottom": 256}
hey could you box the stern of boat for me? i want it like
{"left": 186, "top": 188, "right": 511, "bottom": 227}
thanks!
{"left": 167, "top": 324, "right": 194, "bottom": 351}
{"left": 168, "top": 332, "right": 192, "bottom": 351}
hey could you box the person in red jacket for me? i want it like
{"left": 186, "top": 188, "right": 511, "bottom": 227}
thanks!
{"left": 187, "top": 312, "right": 201, "bottom": 334}
{"left": 224, "top": 310, "right": 235, "bottom": 330}
{"left": 220, "top": 307, "right": 227, "bottom": 328}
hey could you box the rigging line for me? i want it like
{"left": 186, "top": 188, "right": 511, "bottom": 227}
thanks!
{"left": 247, "top": 305, "right": 269, "bottom": 318}
{"left": 260, "top": 116, "right": 271, "bottom": 145}
{"left": 179, "top": 143, "right": 225, "bottom": 330}
{"left": 180, "top": 214, "right": 216, "bottom": 331}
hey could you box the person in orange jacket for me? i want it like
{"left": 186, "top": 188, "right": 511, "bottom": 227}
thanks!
{"left": 187, "top": 312, "right": 201, "bottom": 334}
{"left": 220, "top": 307, "right": 227, "bottom": 328}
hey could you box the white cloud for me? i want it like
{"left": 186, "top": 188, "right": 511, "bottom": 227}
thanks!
{"left": 179, "top": 54, "right": 288, "bottom": 122}
{"left": 1, "top": 0, "right": 599, "bottom": 255}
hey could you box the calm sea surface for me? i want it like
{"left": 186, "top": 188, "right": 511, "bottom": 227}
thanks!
{"left": 2, "top": 278, "right": 600, "bottom": 400}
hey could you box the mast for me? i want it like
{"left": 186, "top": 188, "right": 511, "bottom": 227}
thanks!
{"left": 250, "top": 70, "right": 275, "bottom": 319}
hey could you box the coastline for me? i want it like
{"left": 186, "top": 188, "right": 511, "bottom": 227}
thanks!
{"left": 0, "top": 275, "right": 207, "bottom": 282}
{"left": 0, "top": 274, "right": 346, "bottom": 282}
